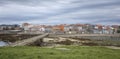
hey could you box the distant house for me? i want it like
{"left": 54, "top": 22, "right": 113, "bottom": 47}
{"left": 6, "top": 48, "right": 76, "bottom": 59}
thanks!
{"left": 45, "top": 26, "right": 53, "bottom": 33}
{"left": 0, "top": 24, "right": 20, "bottom": 30}
{"left": 53, "top": 25, "right": 64, "bottom": 31}
{"left": 112, "top": 25, "right": 120, "bottom": 34}
{"left": 93, "top": 25, "right": 102, "bottom": 34}
{"left": 21, "top": 23, "right": 120, "bottom": 34}
{"left": 84, "top": 24, "right": 94, "bottom": 34}
{"left": 22, "top": 23, "right": 45, "bottom": 33}
{"left": 93, "top": 25, "right": 116, "bottom": 34}
{"left": 64, "top": 25, "right": 70, "bottom": 32}
{"left": 52, "top": 25, "right": 64, "bottom": 34}
{"left": 22, "top": 23, "right": 32, "bottom": 32}
{"left": 64, "top": 24, "right": 78, "bottom": 34}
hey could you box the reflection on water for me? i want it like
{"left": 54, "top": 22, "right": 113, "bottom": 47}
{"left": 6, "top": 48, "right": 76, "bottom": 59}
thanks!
{"left": 0, "top": 41, "right": 8, "bottom": 46}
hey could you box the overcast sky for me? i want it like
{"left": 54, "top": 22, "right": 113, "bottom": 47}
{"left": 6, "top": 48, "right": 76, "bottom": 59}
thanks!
{"left": 0, "top": 0, "right": 120, "bottom": 25}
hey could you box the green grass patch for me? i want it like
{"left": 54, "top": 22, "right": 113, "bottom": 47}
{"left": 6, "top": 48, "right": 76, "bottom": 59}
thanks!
{"left": 0, "top": 46, "right": 120, "bottom": 59}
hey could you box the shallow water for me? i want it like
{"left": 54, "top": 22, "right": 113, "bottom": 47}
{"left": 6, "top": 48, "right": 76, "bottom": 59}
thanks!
{"left": 0, "top": 41, "right": 8, "bottom": 46}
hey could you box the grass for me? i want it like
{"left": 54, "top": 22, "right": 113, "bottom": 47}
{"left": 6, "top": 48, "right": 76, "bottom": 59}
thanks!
{"left": 0, "top": 46, "right": 120, "bottom": 59}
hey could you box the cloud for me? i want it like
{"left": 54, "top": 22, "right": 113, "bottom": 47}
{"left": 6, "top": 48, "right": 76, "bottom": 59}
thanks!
{"left": 0, "top": 0, "right": 120, "bottom": 25}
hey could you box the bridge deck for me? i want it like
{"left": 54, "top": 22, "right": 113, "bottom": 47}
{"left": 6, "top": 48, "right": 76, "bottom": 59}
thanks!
{"left": 9, "top": 33, "right": 48, "bottom": 46}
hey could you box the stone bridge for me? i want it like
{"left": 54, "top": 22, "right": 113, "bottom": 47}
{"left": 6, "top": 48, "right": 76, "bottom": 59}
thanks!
{"left": 9, "top": 33, "right": 48, "bottom": 46}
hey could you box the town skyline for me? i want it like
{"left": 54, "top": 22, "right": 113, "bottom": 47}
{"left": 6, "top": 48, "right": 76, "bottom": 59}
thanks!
{"left": 1, "top": 22, "right": 120, "bottom": 34}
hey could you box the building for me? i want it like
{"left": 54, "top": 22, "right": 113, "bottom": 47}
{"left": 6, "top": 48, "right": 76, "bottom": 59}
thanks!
{"left": 22, "top": 23, "right": 45, "bottom": 33}
{"left": 21, "top": 23, "right": 120, "bottom": 34}
{"left": 0, "top": 24, "right": 20, "bottom": 30}
{"left": 45, "top": 26, "right": 53, "bottom": 33}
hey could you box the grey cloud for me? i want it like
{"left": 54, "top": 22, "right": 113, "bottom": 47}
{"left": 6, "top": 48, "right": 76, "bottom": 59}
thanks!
{"left": 0, "top": 0, "right": 120, "bottom": 25}
{"left": 0, "top": 0, "right": 57, "bottom": 6}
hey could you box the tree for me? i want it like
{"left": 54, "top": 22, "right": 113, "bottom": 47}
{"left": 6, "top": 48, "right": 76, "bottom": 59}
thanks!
{"left": 117, "top": 29, "right": 120, "bottom": 33}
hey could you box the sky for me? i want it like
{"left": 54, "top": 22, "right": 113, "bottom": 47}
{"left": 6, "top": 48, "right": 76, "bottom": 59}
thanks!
{"left": 0, "top": 0, "right": 120, "bottom": 25}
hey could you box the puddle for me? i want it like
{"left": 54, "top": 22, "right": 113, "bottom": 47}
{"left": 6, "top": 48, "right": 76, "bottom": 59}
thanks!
{"left": 0, "top": 41, "right": 8, "bottom": 46}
